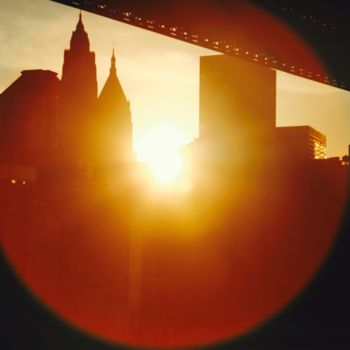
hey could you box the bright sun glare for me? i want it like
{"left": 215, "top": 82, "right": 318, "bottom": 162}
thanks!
{"left": 137, "top": 127, "right": 183, "bottom": 184}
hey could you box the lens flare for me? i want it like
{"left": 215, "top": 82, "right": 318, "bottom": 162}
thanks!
{"left": 136, "top": 127, "right": 184, "bottom": 184}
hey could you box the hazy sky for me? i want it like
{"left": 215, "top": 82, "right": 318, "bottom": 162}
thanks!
{"left": 0, "top": 0, "right": 349, "bottom": 156}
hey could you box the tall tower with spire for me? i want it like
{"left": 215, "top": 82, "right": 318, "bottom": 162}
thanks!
{"left": 59, "top": 12, "right": 98, "bottom": 163}
{"left": 97, "top": 49, "right": 135, "bottom": 163}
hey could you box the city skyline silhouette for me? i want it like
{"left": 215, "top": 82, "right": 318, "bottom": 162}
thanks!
{"left": 1, "top": 0, "right": 350, "bottom": 157}
{"left": 0, "top": 2, "right": 350, "bottom": 350}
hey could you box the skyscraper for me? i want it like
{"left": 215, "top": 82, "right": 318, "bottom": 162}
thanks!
{"left": 199, "top": 54, "right": 276, "bottom": 160}
{"left": 97, "top": 50, "right": 135, "bottom": 163}
{"left": 59, "top": 12, "right": 98, "bottom": 163}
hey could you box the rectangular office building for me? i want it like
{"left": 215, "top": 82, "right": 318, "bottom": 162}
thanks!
{"left": 200, "top": 54, "right": 276, "bottom": 152}
{"left": 276, "top": 125, "right": 327, "bottom": 160}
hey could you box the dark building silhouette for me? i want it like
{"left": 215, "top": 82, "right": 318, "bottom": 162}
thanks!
{"left": 97, "top": 50, "right": 135, "bottom": 163}
{"left": 0, "top": 13, "right": 135, "bottom": 182}
{"left": 59, "top": 12, "right": 98, "bottom": 163}
{"left": 0, "top": 70, "right": 60, "bottom": 182}
{"left": 275, "top": 125, "right": 327, "bottom": 160}
{"left": 196, "top": 54, "right": 331, "bottom": 165}
{"left": 199, "top": 54, "right": 276, "bottom": 160}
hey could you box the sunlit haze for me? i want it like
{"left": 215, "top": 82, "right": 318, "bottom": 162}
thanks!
{"left": 136, "top": 126, "right": 183, "bottom": 184}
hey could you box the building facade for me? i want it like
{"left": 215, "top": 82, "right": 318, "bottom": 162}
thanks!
{"left": 199, "top": 54, "right": 276, "bottom": 160}
{"left": 0, "top": 70, "right": 60, "bottom": 182}
{"left": 276, "top": 126, "right": 327, "bottom": 160}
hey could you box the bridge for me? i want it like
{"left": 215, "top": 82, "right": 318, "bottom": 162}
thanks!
{"left": 50, "top": 0, "right": 350, "bottom": 91}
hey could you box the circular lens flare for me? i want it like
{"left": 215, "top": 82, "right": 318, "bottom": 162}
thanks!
{"left": 1, "top": 2, "right": 347, "bottom": 350}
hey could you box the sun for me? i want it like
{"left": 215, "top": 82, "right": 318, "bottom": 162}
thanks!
{"left": 136, "top": 126, "right": 184, "bottom": 184}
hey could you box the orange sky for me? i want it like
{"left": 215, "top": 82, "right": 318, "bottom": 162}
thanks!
{"left": 0, "top": 0, "right": 349, "bottom": 157}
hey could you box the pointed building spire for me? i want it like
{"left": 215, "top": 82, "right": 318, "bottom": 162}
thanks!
{"left": 98, "top": 45, "right": 134, "bottom": 163}
{"left": 69, "top": 10, "right": 90, "bottom": 52}
{"left": 76, "top": 10, "right": 85, "bottom": 31}
{"left": 100, "top": 46, "right": 128, "bottom": 103}
{"left": 110, "top": 48, "right": 117, "bottom": 76}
